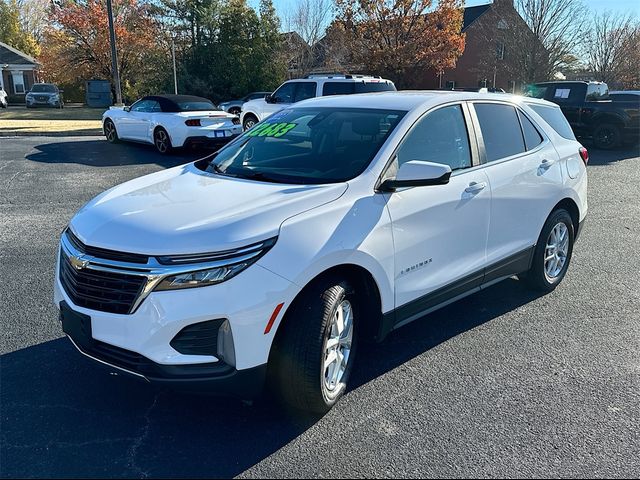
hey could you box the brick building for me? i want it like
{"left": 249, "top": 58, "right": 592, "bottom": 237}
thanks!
{"left": 420, "top": 0, "right": 547, "bottom": 92}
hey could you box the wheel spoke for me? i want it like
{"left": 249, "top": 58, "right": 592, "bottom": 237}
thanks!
{"left": 324, "top": 350, "right": 338, "bottom": 370}
{"left": 335, "top": 307, "right": 344, "bottom": 335}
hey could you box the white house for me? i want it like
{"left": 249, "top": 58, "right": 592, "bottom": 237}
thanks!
{"left": 0, "top": 41, "right": 39, "bottom": 96}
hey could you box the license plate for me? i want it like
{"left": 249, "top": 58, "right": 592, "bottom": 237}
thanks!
{"left": 60, "top": 301, "right": 93, "bottom": 349}
{"left": 214, "top": 130, "right": 226, "bottom": 138}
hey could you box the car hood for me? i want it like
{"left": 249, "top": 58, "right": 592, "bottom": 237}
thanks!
{"left": 70, "top": 162, "right": 348, "bottom": 256}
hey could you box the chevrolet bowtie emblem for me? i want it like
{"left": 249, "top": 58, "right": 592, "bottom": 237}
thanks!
{"left": 69, "top": 255, "right": 89, "bottom": 271}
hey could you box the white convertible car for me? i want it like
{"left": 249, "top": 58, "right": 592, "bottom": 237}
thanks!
{"left": 102, "top": 95, "right": 243, "bottom": 154}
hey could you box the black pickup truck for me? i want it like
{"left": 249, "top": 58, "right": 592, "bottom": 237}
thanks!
{"left": 525, "top": 81, "right": 640, "bottom": 149}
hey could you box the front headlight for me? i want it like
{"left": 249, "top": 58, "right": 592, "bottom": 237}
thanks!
{"left": 155, "top": 262, "right": 251, "bottom": 291}
{"left": 153, "top": 237, "right": 277, "bottom": 291}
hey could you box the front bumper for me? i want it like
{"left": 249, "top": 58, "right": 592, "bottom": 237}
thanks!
{"left": 60, "top": 299, "right": 267, "bottom": 397}
{"left": 26, "top": 97, "right": 61, "bottom": 107}
{"left": 54, "top": 243, "right": 298, "bottom": 395}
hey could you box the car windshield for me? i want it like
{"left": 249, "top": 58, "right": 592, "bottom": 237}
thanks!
{"left": 177, "top": 101, "right": 218, "bottom": 111}
{"left": 203, "top": 107, "right": 406, "bottom": 184}
{"left": 31, "top": 84, "right": 57, "bottom": 93}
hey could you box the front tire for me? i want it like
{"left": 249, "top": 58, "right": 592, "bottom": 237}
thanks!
{"left": 270, "top": 277, "right": 358, "bottom": 414}
{"left": 153, "top": 127, "right": 172, "bottom": 154}
{"left": 523, "top": 209, "right": 574, "bottom": 292}
{"left": 242, "top": 114, "right": 258, "bottom": 131}
{"left": 104, "top": 119, "right": 119, "bottom": 143}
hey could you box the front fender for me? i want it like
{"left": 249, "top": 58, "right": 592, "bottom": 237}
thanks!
{"left": 257, "top": 192, "right": 395, "bottom": 314}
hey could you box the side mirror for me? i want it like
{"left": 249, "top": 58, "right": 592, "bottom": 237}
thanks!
{"left": 265, "top": 94, "right": 276, "bottom": 104}
{"left": 123, "top": 106, "right": 131, "bottom": 112}
{"left": 379, "top": 161, "right": 452, "bottom": 192}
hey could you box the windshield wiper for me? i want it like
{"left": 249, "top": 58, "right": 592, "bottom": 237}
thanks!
{"left": 234, "top": 170, "right": 295, "bottom": 184}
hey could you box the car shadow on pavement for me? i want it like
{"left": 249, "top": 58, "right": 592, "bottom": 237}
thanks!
{"left": 584, "top": 144, "right": 639, "bottom": 166}
{"left": 25, "top": 139, "right": 208, "bottom": 168}
{"left": 0, "top": 277, "right": 543, "bottom": 478}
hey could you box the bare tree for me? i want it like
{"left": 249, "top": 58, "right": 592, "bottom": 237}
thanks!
{"left": 582, "top": 10, "right": 639, "bottom": 87}
{"left": 283, "top": 0, "right": 333, "bottom": 76}
{"left": 515, "top": 0, "right": 587, "bottom": 80}
{"left": 17, "top": 0, "right": 51, "bottom": 43}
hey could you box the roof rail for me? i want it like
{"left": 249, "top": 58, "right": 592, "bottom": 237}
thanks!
{"left": 304, "top": 72, "right": 349, "bottom": 79}
{"left": 303, "top": 73, "right": 384, "bottom": 80}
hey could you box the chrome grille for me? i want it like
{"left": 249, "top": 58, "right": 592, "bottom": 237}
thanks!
{"left": 59, "top": 248, "right": 146, "bottom": 314}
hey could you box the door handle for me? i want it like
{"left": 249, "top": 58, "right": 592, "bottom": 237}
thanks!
{"left": 540, "top": 159, "right": 555, "bottom": 169}
{"left": 464, "top": 181, "right": 486, "bottom": 194}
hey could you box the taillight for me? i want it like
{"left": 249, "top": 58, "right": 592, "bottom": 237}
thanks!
{"left": 185, "top": 119, "right": 201, "bottom": 127}
{"left": 579, "top": 146, "right": 589, "bottom": 165}
{"left": 232, "top": 117, "right": 240, "bottom": 125}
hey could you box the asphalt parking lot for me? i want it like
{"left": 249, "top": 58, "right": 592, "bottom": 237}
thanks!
{"left": 1, "top": 136, "right": 639, "bottom": 478}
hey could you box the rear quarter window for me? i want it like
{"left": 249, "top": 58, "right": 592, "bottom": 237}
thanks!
{"left": 527, "top": 104, "right": 576, "bottom": 140}
{"left": 355, "top": 82, "right": 396, "bottom": 93}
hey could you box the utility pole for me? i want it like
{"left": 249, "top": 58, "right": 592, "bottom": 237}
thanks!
{"left": 106, "top": 0, "right": 123, "bottom": 105}
{"left": 172, "top": 38, "right": 178, "bottom": 95}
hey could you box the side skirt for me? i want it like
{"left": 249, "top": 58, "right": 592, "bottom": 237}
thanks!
{"left": 377, "top": 247, "right": 534, "bottom": 339}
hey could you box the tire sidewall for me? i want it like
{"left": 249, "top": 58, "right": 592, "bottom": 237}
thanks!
{"left": 104, "top": 119, "right": 118, "bottom": 143}
{"left": 593, "top": 123, "right": 621, "bottom": 150}
{"left": 530, "top": 209, "right": 575, "bottom": 290}
{"left": 243, "top": 115, "right": 257, "bottom": 131}
{"left": 154, "top": 127, "right": 172, "bottom": 154}
{"left": 319, "top": 284, "right": 358, "bottom": 407}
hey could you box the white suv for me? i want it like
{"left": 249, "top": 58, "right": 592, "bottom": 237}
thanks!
{"left": 55, "top": 92, "right": 587, "bottom": 413}
{"left": 239, "top": 74, "right": 396, "bottom": 130}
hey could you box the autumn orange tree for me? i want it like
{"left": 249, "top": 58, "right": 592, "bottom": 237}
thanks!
{"left": 335, "top": 0, "right": 466, "bottom": 87}
{"left": 39, "top": 0, "right": 165, "bottom": 101}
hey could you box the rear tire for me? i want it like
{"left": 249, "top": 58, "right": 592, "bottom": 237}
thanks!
{"left": 270, "top": 277, "right": 358, "bottom": 415}
{"left": 523, "top": 209, "right": 574, "bottom": 292}
{"left": 243, "top": 114, "right": 258, "bottom": 131}
{"left": 593, "top": 123, "right": 621, "bottom": 150}
{"left": 153, "top": 127, "right": 172, "bottom": 154}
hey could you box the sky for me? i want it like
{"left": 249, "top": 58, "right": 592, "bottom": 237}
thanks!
{"left": 249, "top": 0, "right": 640, "bottom": 21}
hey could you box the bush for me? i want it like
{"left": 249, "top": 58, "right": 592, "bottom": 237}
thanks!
{"left": 7, "top": 94, "right": 25, "bottom": 104}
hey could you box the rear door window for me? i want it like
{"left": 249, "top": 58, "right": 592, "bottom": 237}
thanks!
{"left": 526, "top": 103, "right": 576, "bottom": 140}
{"left": 323, "top": 82, "right": 354, "bottom": 96}
{"left": 473, "top": 103, "right": 526, "bottom": 162}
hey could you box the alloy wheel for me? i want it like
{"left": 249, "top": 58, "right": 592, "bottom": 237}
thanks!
{"left": 322, "top": 299, "right": 354, "bottom": 397}
{"left": 105, "top": 121, "right": 116, "bottom": 142}
{"left": 544, "top": 222, "right": 569, "bottom": 281}
{"left": 155, "top": 130, "right": 169, "bottom": 153}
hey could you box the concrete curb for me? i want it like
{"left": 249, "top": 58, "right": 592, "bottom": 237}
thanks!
{"left": 0, "top": 131, "right": 102, "bottom": 137}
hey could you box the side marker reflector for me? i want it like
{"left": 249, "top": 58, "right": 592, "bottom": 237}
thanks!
{"left": 264, "top": 303, "right": 285, "bottom": 334}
